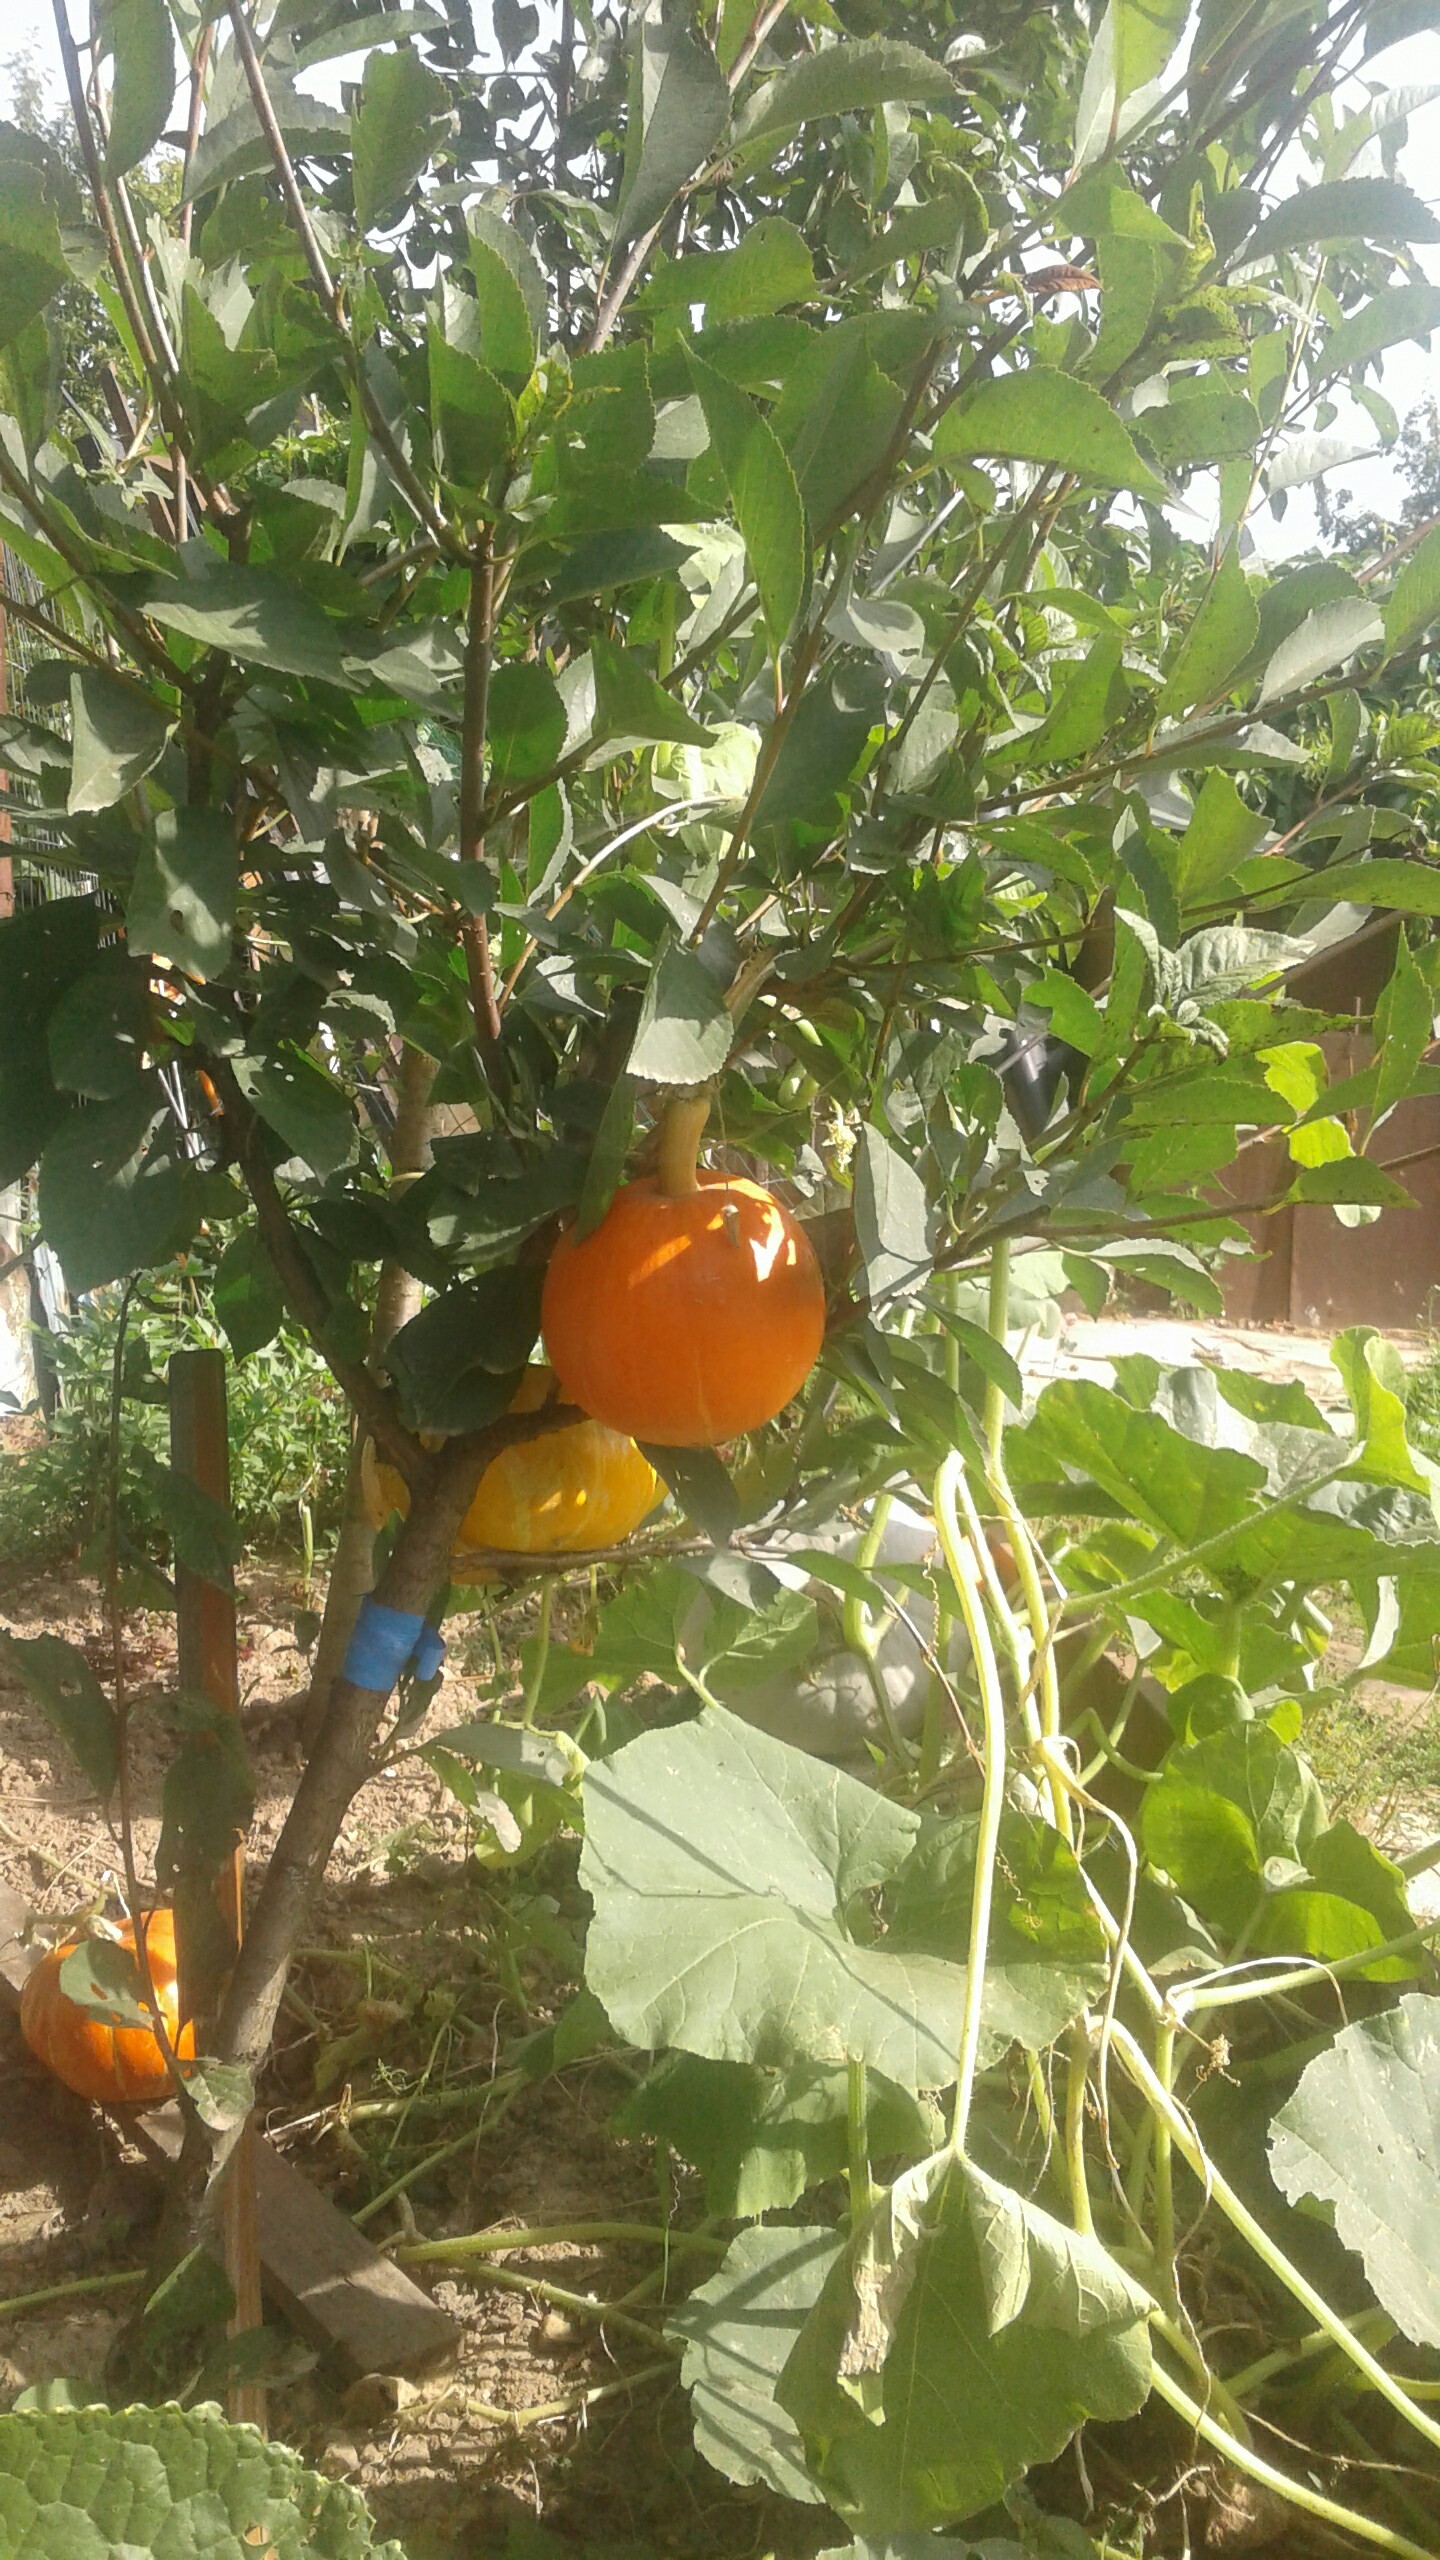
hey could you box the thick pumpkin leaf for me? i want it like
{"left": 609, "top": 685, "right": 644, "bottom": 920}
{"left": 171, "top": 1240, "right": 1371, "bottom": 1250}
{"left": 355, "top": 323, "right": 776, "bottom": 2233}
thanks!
{"left": 616, "top": 2052, "right": 935, "bottom": 2218}
{"left": 580, "top": 1707, "right": 973, "bottom": 2090}
{"left": 778, "top": 2153, "right": 1152, "bottom": 2532}
{"left": 670, "top": 2225, "right": 840, "bottom": 2502}
{"left": 1270, "top": 1993, "right": 1440, "bottom": 2349}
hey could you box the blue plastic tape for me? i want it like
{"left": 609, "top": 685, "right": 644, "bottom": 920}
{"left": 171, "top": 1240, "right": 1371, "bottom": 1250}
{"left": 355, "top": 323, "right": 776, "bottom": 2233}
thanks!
{"left": 342, "top": 1597, "right": 446, "bottom": 1694}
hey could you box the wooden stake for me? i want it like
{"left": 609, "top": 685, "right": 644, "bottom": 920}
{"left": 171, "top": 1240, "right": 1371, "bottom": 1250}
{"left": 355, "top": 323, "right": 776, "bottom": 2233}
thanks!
{"left": 168, "top": 1348, "right": 264, "bottom": 2431}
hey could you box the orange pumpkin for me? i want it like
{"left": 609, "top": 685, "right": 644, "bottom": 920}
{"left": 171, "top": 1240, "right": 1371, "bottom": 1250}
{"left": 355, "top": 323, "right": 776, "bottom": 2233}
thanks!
{"left": 20, "top": 1909, "right": 194, "bottom": 2105}
{"left": 362, "top": 1365, "right": 660, "bottom": 1563}
{"left": 541, "top": 1094, "right": 826, "bottom": 1449}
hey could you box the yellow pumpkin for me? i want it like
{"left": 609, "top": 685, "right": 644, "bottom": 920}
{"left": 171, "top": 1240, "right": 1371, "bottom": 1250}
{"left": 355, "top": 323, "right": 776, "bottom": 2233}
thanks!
{"left": 362, "top": 1366, "right": 660, "bottom": 1566}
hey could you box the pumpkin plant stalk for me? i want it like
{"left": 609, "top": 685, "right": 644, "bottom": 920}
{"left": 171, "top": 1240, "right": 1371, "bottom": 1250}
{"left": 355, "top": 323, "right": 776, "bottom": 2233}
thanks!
{"left": 657, "top": 1090, "right": 712, "bottom": 1198}
{"left": 521, "top": 1582, "right": 554, "bottom": 1729}
{"left": 846, "top": 2056, "right": 875, "bottom": 2224}
{"left": 1111, "top": 2020, "right": 1440, "bottom": 2456}
{"left": 934, "top": 1452, "right": 1007, "bottom": 2157}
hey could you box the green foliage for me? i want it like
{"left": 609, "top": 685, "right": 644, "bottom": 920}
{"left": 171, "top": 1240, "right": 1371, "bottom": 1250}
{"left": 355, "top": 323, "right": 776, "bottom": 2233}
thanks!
{"left": 0, "top": 2398, "right": 405, "bottom": 2557}
{"left": 7, "top": 1, "right": 1440, "bottom": 2547}
{"left": 0, "top": 1283, "right": 347, "bottom": 1566}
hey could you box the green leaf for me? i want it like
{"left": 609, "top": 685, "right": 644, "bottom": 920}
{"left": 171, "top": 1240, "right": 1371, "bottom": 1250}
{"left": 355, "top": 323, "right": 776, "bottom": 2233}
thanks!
{"left": 1256, "top": 597, "right": 1383, "bottom": 705}
{"left": 755, "top": 665, "right": 880, "bottom": 826}
{"left": 891, "top": 1807, "right": 1108, "bottom": 2056}
{"left": 185, "top": 69, "right": 345, "bottom": 197}
{"left": 1287, "top": 1156, "right": 1415, "bottom": 1208}
{"left": 37, "top": 1089, "right": 192, "bottom": 1291}
{"left": 670, "top": 2225, "right": 840, "bottom": 2501}
{"left": 1009, "top": 1379, "right": 1264, "bottom": 1547}
{"left": 101, "top": 0, "right": 176, "bottom": 177}
{"left": 854, "top": 1124, "right": 930, "bottom": 1300}
{"left": 772, "top": 326, "right": 906, "bottom": 530}
{"left": 1136, "top": 389, "right": 1260, "bottom": 472}
{"left": 1172, "top": 770, "right": 1266, "bottom": 900}
{"left": 778, "top": 2153, "right": 1151, "bottom": 2531}
{"left": 1384, "top": 524, "right": 1440, "bottom": 657}
{"left": 935, "top": 370, "right": 1167, "bottom": 501}
{"left": 0, "top": 157, "right": 70, "bottom": 352}
{"left": 1083, "top": 234, "right": 1162, "bottom": 378}
{"left": 614, "top": 15, "right": 728, "bottom": 252}
{"left": 1142, "top": 1726, "right": 1324, "bottom": 1937}
{"left": 387, "top": 1268, "right": 541, "bottom": 1434}
{"left": 0, "top": 2400, "right": 407, "bottom": 2557}
{"left": 1321, "top": 282, "right": 1440, "bottom": 383}
{"left": 295, "top": 7, "right": 448, "bottom": 65}
{"left": 847, "top": 180, "right": 987, "bottom": 286}
{"left": 736, "top": 37, "right": 956, "bottom": 146}
{"left": 213, "top": 1226, "right": 285, "bottom": 1358}
{"left": 0, "top": 1631, "right": 118, "bottom": 1798}
{"left": 127, "top": 807, "right": 237, "bottom": 982}
{"left": 1250, "top": 1819, "right": 1418, "bottom": 1981}
{"left": 138, "top": 563, "right": 356, "bottom": 688}
{"left": 157, "top": 1695, "right": 254, "bottom": 1892}
{"left": 1240, "top": 176, "right": 1440, "bottom": 265}
{"left": 487, "top": 661, "right": 567, "bottom": 794}
{"left": 687, "top": 351, "right": 807, "bottom": 656}
{"left": 628, "top": 943, "right": 732, "bottom": 1086}
{"left": 618, "top": 2054, "right": 933, "bottom": 2219}
{"left": 574, "top": 1071, "right": 635, "bottom": 1239}
{"left": 68, "top": 668, "right": 173, "bottom": 813}
{"left": 580, "top": 1707, "right": 972, "bottom": 2090}
{"left": 1073, "top": 0, "right": 1190, "bottom": 170}
{"left": 467, "top": 205, "right": 547, "bottom": 337}
{"left": 1270, "top": 1993, "right": 1440, "bottom": 2349}
{"left": 647, "top": 219, "right": 816, "bottom": 321}
{"left": 428, "top": 335, "right": 515, "bottom": 493}
{"left": 641, "top": 1443, "right": 739, "bottom": 1544}
{"left": 1158, "top": 545, "right": 1258, "bottom": 715}
{"left": 351, "top": 45, "right": 453, "bottom": 231}
{"left": 1331, "top": 1325, "right": 1430, "bottom": 1492}
{"left": 468, "top": 235, "right": 534, "bottom": 391}
{"left": 1373, "top": 930, "right": 1432, "bottom": 1119}
{"left": 57, "top": 1936, "right": 152, "bottom": 2031}
{"left": 135, "top": 1451, "right": 242, "bottom": 1588}
{"left": 233, "top": 1046, "right": 355, "bottom": 1178}
{"left": 1001, "top": 631, "right": 1125, "bottom": 768}
{"left": 590, "top": 636, "right": 716, "bottom": 748}
{"left": 0, "top": 897, "right": 99, "bottom": 1186}
{"left": 47, "top": 952, "right": 148, "bottom": 1100}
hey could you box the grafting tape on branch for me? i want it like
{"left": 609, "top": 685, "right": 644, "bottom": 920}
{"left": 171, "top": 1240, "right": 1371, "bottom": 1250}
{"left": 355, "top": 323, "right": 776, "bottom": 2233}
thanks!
{"left": 340, "top": 1597, "right": 446, "bottom": 1696}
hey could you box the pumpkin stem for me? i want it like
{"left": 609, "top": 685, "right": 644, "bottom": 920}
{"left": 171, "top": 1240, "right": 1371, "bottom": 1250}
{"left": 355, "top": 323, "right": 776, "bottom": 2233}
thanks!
{"left": 657, "top": 1090, "right": 711, "bottom": 1198}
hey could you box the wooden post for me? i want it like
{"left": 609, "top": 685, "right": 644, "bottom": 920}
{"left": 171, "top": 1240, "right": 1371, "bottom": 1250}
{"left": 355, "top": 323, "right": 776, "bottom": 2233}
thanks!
{"left": 168, "top": 1348, "right": 264, "bottom": 2431}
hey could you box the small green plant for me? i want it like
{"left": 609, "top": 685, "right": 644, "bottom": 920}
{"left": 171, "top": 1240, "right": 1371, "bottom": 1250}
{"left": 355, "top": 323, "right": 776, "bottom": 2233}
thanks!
{"left": 0, "top": 1277, "right": 347, "bottom": 1569}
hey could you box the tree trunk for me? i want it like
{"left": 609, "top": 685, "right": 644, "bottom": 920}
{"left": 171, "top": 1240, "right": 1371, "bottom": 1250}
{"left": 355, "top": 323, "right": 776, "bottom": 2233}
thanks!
{"left": 303, "top": 1044, "right": 434, "bottom": 1726}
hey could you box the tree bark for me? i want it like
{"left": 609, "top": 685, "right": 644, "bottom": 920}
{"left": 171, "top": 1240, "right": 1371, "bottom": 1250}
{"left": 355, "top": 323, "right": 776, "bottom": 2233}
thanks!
{"left": 304, "top": 1045, "right": 435, "bottom": 1725}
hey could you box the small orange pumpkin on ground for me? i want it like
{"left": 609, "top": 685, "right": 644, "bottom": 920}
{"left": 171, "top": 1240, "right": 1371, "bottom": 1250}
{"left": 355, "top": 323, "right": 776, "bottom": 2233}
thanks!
{"left": 20, "top": 1909, "right": 193, "bottom": 2106}
{"left": 541, "top": 1094, "right": 826, "bottom": 1449}
{"left": 363, "top": 1364, "right": 660, "bottom": 1563}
